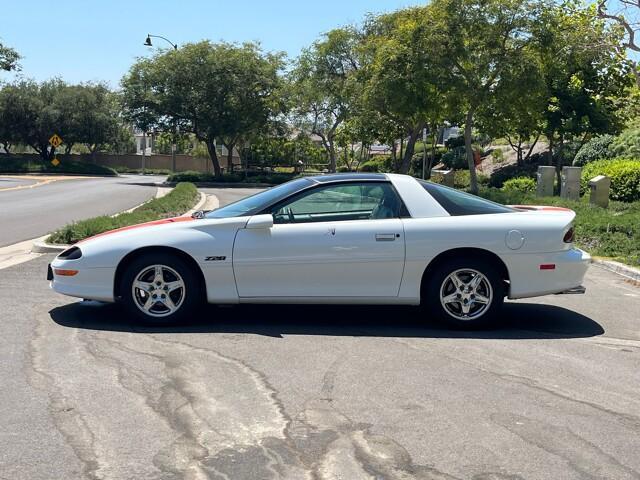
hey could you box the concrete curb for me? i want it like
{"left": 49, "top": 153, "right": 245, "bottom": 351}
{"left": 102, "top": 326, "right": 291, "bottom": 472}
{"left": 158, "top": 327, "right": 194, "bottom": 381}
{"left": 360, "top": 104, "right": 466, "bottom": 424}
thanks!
{"left": 182, "top": 192, "right": 207, "bottom": 217}
{"left": 591, "top": 258, "right": 640, "bottom": 283}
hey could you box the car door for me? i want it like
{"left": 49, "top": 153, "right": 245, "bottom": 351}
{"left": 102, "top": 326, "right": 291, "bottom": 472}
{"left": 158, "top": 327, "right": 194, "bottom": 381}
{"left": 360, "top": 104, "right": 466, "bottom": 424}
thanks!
{"left": 232, "top": 181, "right": 406, "bottom": 298}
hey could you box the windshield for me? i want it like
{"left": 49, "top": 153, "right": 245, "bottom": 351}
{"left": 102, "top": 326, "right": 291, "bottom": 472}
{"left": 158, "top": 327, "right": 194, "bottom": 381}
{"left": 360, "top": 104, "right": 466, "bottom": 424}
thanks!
{"left": 205, "top": 178, "right": 313, "bottom": 218}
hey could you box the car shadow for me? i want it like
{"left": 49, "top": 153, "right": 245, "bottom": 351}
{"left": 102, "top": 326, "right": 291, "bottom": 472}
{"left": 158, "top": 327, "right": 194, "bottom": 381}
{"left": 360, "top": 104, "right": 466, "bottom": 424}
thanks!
{"left": 50, "top": 301, "right": 604, "bottom": 340}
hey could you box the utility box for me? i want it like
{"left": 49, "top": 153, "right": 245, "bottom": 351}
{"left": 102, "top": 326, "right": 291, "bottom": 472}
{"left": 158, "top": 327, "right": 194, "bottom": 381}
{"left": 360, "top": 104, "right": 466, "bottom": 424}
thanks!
{"left": 536, "top": 166, "right": 555, "bottom": 197}
{"left": 431, "top": 169, "right": 455, "bottom": 188}
{"left": 561, "top": 166, "right": 581, "bottom": 200}
{"left": 441, "top": 169, "right": 455, "bottom": 188}
{"left": 588, "top": 175, "right": 611, "bottom": 208}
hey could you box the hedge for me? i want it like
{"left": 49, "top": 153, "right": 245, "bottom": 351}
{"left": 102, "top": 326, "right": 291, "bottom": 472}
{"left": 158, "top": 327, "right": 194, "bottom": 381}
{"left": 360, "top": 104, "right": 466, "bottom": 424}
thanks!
{"left": 581, "top": 159, "right": 640, "bottom": 202}
{"left": 0, "top": 157, "right": 117, "bottom": 176}
{"left": 167, "top": 171, "right": 294, "bottom": 184}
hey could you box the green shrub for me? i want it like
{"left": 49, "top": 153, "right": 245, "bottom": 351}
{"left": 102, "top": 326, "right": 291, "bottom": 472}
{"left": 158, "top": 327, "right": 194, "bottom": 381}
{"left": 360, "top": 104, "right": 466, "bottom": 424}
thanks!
{"left": 573, "top": 135, "right": 615, "bottom": 166}
{"left": 610, "top": 123, "right": 640, "bottom": 158}
{"left": 359, "top": 163, "right": 378, "bottom": 172}
{"left": 451, "top": 170, "right": 489, "bottom": 189}
{"left": 167, "top": 171, "right": 294, "bottom": 184}
{"left": 336, "top": 166, "right": 350, "bottom": 172}
{"left": 581, "top": 159, "right": 640, "bottom": 202}
{"left": 441, "top": 147, "right": 467, "bottom": 170}
{"left": 502, "top": 176, "right": 536, "bottom": 194}
{"left": 492, "top": 148, "right": 505, "bottom": 163}
{"left": 359, "top": 155, "right": 394, "bottom": 173}
{"left": 445, "top": 136, "right": 465, "bottom": 149}
{"left": 48, "top": 182, "right": 200, "bottom": 244}
{"left": 489, "top": 163, "right": 539, "bottom": 188}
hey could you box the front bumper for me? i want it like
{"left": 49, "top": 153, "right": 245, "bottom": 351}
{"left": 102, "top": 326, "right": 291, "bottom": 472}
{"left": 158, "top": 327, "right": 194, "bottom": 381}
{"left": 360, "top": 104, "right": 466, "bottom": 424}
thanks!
{"left": 48, "top": 261, "right": 116, "bottom": 302}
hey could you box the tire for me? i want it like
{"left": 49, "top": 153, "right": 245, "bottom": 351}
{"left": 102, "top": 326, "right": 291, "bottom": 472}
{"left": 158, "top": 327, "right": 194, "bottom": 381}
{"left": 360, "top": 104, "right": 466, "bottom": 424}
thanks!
{"left": 120, "top": 253, "right": 202, "bottom": 325}
{"left": 423, "top": 257, "right": 504, "bottom": 329}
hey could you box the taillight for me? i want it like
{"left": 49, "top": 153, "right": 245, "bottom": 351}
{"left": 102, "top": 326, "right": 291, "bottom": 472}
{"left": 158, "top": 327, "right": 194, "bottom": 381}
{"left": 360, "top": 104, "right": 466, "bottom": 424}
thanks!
{"left": 563, "top": 227, "right": 575, "bottom": 243}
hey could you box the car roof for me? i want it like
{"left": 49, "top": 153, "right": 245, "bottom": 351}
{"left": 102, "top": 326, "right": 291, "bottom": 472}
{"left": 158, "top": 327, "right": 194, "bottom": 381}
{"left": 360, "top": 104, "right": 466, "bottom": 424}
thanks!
{"left": 306, "top": 173, "right": 388, "bottom": 183}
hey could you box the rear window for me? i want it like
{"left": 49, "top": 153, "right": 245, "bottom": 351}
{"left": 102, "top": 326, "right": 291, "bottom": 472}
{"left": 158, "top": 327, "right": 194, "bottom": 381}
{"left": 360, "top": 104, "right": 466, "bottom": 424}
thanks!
{"left": 419, "top": 180, "right": 515, "bottom": 216}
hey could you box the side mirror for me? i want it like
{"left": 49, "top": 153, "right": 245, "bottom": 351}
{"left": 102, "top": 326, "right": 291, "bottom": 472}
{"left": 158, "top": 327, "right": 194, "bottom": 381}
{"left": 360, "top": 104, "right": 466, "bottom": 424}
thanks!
{"left": 246, "top": 214, "right": 274, "bottom": 230}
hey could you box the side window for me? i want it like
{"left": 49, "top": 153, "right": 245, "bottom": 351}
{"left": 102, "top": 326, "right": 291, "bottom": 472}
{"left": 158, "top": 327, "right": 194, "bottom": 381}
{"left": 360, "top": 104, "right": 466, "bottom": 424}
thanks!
{"left": 419, "top": 180, "right": 515, "bottom": 216}
{"left": 270, "top": 182, "right": 401, "bottom": 224}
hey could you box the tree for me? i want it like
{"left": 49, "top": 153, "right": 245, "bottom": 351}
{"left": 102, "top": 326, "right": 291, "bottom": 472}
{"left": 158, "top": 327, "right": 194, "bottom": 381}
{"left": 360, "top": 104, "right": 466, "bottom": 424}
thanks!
{"left": 0, "top": 80, "right": 124, "bottom": 160}
{"left": 0, "top": 79, "right": 68, "bottom": 162}
{"left": 476, "top": 49, "right": 547, "bottom": 166}
{"left": 290, "top": 28, "right": 360, "bottom": 172}
{"left": 122, "top": 41, "right": 285, "bottom": 177}
{"left": 0, "top": 42, "right": 20, "bottom": 72}
{"left": 535, "top": 3, "right": 631, "bottom": 181}
{"left": 597, "top": 0, "right": 640, "bottom": 87}
{"left": 359, "top": 7, "right": 447, "bottom": 175}
{"left": 427, "top": 0, "right": 539, "bottom": 193}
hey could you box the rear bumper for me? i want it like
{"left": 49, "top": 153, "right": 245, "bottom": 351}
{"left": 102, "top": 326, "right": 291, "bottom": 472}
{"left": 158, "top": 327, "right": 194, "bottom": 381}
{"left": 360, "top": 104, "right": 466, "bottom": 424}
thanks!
{"left": 505, "top": 248, "right": 591, "bottom": 299}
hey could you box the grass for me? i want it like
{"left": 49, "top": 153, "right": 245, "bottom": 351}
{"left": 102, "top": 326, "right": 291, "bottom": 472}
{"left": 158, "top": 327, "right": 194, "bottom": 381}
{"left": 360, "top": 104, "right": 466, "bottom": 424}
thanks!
{"left": 0, "top": 156, "right": 117, "bottom": 176}
{"left": 479, "top": 187, "right": 640, "bottom": 267}
{"left": 47, "top": 182, "right": 200, "bottom": 245}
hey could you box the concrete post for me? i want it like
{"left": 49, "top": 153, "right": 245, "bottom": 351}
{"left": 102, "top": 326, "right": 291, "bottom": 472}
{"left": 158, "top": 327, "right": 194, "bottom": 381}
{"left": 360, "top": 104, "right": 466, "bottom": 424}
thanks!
{"left": 561, "top": 166, "right": 581, "bottom": 201}
{"left": 536, "top": 166, "right": 555, "bottom": 197}
{"left": 588, "top": 175, "right": 611, "bottom": 208}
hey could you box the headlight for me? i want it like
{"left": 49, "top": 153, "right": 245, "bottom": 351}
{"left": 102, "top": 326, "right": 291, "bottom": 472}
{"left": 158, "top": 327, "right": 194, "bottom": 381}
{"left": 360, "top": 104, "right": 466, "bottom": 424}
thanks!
{"left": 58, "top": 246, "right": 82, "bottom": 260}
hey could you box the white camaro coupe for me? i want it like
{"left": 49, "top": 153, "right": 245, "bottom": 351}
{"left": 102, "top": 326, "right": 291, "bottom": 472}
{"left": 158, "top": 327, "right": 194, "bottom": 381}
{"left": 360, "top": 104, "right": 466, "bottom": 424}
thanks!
{"left": 49, "top": 173, "right": 590, "bottom": 328}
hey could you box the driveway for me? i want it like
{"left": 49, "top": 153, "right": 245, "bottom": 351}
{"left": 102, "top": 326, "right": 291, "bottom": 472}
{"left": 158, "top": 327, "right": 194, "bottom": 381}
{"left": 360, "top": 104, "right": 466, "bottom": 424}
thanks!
{"left": 0, "top": 252, "right": 638, "bottom": 479}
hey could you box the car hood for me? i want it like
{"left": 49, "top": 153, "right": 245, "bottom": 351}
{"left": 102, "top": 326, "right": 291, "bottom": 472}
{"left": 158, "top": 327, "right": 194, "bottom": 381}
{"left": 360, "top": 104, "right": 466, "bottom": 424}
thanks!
{"left": 77, "top": 216, "right": 197, "bottom": 244}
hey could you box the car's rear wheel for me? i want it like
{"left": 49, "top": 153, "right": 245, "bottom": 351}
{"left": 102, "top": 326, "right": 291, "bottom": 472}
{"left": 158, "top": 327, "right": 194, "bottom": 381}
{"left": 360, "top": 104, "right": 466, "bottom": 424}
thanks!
{"left": 120, "top": 253, "right": 201, "bottom": 325}
{"left": 424, "top": 257, "right": 504, "bottom": 329}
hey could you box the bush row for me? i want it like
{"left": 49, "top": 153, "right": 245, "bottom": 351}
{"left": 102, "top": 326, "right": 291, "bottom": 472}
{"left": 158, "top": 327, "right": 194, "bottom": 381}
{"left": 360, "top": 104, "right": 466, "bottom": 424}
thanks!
{"left": 0, "top": 156, "right": 117, "bottom": 176}
{"left": 167, "top": 171, "right": 295, "bottom": 185}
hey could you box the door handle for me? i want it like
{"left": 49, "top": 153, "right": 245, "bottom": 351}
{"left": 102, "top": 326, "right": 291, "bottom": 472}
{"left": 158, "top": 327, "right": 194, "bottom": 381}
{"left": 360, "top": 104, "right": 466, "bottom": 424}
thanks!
{"left": 375, "top": 233, "right": 397, "bottom": 241}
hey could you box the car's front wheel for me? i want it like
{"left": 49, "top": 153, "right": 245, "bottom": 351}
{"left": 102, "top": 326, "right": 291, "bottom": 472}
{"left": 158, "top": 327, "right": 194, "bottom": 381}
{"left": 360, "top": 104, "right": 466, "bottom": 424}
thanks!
{"left": 424, "top": 257, "right": 504, "bottom": 329}
{"left": 120, "top": 253, "right": 201, "bottom": 325}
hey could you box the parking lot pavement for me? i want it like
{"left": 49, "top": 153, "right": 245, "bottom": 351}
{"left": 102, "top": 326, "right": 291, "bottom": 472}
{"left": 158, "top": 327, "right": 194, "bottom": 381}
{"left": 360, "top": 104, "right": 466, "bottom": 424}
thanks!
{"left": 1, "top": 254, "right": 639, "bottom": 480}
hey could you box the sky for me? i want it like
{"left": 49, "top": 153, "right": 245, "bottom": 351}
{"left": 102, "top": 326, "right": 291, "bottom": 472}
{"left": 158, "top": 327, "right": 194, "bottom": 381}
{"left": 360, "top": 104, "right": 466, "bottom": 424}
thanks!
{"left": 1, "top": 0, "right": 416, "bottom": 88}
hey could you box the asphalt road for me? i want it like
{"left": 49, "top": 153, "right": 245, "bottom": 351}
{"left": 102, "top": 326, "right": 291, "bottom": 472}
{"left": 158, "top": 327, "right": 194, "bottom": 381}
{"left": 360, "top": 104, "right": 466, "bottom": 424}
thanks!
{"left": 0, "top": 175, "right": 164, "bottom": 247}
{"left": 1, "top": 254, "right": 639, "bottom": 478}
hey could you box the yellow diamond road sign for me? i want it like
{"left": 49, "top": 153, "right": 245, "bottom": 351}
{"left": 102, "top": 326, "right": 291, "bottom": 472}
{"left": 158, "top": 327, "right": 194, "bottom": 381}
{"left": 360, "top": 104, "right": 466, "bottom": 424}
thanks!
{"left": 49, "top": 134, "right": 63, "bottom": 148}
{"left": 51, "top": 158, "right": 60, "bottom": 167}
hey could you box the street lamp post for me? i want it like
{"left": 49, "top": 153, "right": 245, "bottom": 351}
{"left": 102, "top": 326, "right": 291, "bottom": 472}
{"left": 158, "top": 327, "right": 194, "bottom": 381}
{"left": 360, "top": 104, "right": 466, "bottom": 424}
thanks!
{"left": 144, "top": 34, "right": 177, "bottom": 50}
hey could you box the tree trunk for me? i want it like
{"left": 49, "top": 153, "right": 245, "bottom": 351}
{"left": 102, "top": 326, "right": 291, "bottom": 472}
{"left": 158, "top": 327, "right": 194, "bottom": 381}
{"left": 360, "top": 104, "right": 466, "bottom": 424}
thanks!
{"left": 327, "top": 138, "right": 337, "bottom": 173}
{"left": 547, "top": 132, "right": 554, "bottom": 167}
{"left": 428, "top": 127, "right": 437, "bottom": 179}
{"left": 224, "top": 142, "right": 235, "bottom": 173}
{"left": 555, "top": 134, "right": 564, "bottom": 191}
{"left": 523, "top": 134, "right": 540, "bottom": 163}
{"left": 400, "top": 128, "right": 421, "bottom": 174}
{"left": 464, "top": 109, "right": 478, "bottom": 194}
{"left": 205, "top": 139, "right": 222, "bottom": 177}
